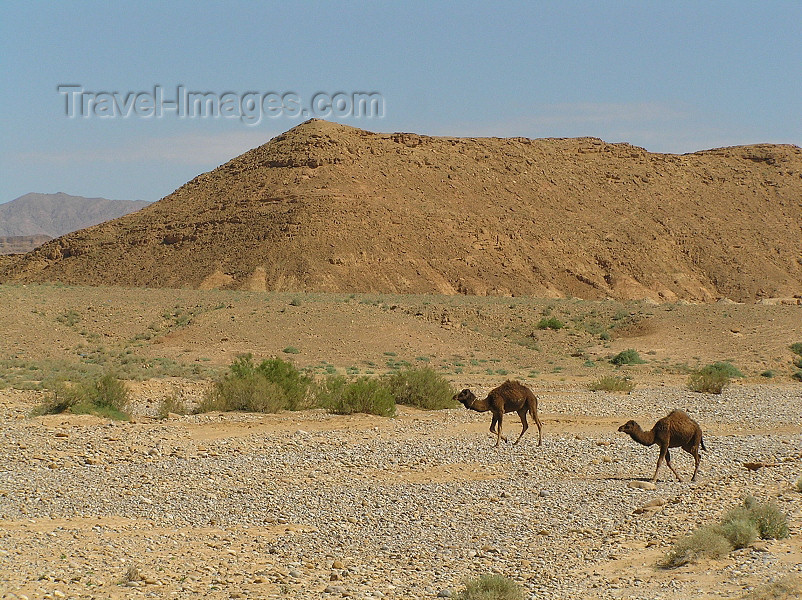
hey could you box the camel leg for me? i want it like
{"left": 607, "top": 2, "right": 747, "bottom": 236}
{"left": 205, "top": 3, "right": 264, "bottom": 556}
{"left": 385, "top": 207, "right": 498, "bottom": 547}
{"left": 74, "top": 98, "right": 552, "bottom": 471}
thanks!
{"left": 665, "top": 449, "right": 683, "bottom": 482}
{"left": 653, "top": 445, "right": 668, "bottom": 481}
{"left": 532, "top": 409, "right": 543, "bottom": 447}
{"left": 489, "top": 415, "right": 498, "bottom": 434}
{"left": 495, "top": 413, "right": 506, "bottom": 446}
{"left": 690, "top": 447, "right": 701, "bottom": 482}
{"left": 514, "top": 409, "right": 528, "bottom": 444}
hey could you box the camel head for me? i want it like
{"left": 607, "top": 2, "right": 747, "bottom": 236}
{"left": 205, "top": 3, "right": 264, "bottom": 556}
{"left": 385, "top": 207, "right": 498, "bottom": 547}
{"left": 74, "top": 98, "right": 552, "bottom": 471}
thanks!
{"left": 453, "top": 389, "right": 476, "bottom": 408}
{"left": 618, "top": 420, "right": 638, "bottom": 434}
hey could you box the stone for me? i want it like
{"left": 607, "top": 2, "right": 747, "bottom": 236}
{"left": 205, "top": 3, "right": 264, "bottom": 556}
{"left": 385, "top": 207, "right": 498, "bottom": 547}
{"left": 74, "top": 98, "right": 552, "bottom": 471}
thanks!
{"left": 628, "top": 480, "right": 657, "bottom": 490}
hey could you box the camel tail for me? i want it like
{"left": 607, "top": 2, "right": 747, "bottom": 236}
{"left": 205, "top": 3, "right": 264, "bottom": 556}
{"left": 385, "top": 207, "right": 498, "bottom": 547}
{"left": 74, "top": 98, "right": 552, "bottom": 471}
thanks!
{"left": 701, "top": 437, "right": 707, "bottom": 452}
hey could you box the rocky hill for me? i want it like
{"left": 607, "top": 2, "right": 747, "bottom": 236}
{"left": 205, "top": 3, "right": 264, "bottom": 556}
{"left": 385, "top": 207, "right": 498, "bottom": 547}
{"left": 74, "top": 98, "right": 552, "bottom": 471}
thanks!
{"left": 1, "top": 120, "right": 800, "bottom": 302}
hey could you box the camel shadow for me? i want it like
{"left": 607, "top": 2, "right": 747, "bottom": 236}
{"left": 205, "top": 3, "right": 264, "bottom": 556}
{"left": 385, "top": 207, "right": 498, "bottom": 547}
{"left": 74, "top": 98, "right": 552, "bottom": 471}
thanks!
{"left": 594, "top": 475, "right": 653, "bottom": 482}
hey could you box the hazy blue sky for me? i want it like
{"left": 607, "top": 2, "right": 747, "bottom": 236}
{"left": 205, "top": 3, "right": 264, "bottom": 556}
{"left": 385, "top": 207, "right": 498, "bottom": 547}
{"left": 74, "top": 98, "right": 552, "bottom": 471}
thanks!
{"left": 1, "top": 1, "right": 800, "bottom": 203}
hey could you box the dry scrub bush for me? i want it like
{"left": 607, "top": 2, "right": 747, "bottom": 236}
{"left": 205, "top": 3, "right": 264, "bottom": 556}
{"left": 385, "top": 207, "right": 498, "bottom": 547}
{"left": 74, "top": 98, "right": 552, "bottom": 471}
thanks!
{"left": 456, "top": 574, "right": 524, "bottom": 600}
{"left": 660, "top": 525, "right": 733, "bottom": 568}
{"left": 733, "top": 497, "right": 789, "bottom": 540}
{"left": 662, "top": 497, "right": 789, "bottom": 568}
{"left": 34, "top": 372, "right": 130, "bottom": 420}
{"left": 588, "top": 375, "right": 635, "bottom": 393}
{"left": 742, "top": 574, "right": 802, "bottom": 600}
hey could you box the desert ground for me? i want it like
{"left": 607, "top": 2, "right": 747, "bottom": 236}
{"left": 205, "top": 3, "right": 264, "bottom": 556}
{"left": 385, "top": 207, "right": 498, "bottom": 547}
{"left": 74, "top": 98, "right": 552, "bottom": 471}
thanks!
{"left": 1, "top": 284, "right": 801, "bottom": 599}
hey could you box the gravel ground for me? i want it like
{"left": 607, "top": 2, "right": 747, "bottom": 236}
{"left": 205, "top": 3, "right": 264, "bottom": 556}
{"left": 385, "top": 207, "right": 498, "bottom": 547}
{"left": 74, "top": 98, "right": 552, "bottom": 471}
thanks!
{"left": 1, "top": 383, "right": 801, "bottom": 599}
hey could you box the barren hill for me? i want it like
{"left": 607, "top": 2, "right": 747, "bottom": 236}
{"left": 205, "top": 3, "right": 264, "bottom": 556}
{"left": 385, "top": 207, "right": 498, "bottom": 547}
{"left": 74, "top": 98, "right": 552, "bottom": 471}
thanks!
{"left": 2, "top": 120, "right": 801, "bottom": 302}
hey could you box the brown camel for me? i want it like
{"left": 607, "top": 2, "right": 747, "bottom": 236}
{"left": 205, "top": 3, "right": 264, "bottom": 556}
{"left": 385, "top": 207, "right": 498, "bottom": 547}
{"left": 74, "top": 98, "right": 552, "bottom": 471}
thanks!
{"left": 454, "top": 380, "right": 542, "bottom": 447}
{"left": 617, "top": 409, "right": 706, "bottom": 482}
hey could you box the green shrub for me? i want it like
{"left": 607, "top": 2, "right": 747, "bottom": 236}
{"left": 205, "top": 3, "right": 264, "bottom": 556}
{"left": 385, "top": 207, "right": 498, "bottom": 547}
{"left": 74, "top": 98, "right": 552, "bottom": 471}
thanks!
{"left": 456, "top": 574, "right": 524, "bottom": 600}
{"left": 687, "top": 371, "right": 729, "bottom": 394}
{"left": 790, "top": 342, "right": 802, "bottom": 356}
{"left": 196, "top": 354, "right": 311, "bottom": 414}
{"left": 282, "top": 346, "right": 301, "bottom": 354}
{"left": 610, "top": 349, "right": 646, "bottom": 365}
{"left": 704, "top": 361, "right": 745, "bottom": 378}
{"left": 536, "top": 316, "right": 564, "bottom": 330}
{"left": 588, "top": 375, "right": 635, "bottom": 393}
{"left": 688, "top": 366, "right": 731, "bottom": 394}
{"left": 33, "top": 372, "right": 131, "bottom": 420}
{"left": 663, "top": 497, "right": 791, "bottom": 569}
{"left": 793, "top": 371, "right": 802, "bottom": 382}
{"left": 760, "top": 370, "right": 775, "bottom": 378}
{"left": 317, "top": 376, "right": 395, "bottom": 417}
{"left": 741, "top": 497, "right": 789, "bottom": 540}
{"left": 253, "top": 356, "right": 312, "bottom": 410}
{"left": 794, "top": 357, "right": 802, "bottom": 369}
{"left": 660, "top": 525, "right": 732, "bottom": 568}
{"left": 385, "top": 366, "right": 456, "bottom": 409}
{"left": 719, "top": 517, "right": 758, "bottom": 549}
{"left": 722, "top": 497, "right": 789, "bottom": 541}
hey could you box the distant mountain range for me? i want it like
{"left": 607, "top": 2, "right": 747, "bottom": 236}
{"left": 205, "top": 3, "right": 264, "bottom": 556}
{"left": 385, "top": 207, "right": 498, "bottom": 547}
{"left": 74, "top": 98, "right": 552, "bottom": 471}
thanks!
{"left": 0, "top": 193, "right": 150, "bottom": 254}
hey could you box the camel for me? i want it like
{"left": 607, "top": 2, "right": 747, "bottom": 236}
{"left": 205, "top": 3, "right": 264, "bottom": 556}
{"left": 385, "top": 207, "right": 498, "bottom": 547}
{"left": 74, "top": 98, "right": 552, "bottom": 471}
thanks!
{"left": 617, "top": 409, "right": 706, "bottom": 482}
{"left": 454, "top": 380, "right": 542, "bottom": 447}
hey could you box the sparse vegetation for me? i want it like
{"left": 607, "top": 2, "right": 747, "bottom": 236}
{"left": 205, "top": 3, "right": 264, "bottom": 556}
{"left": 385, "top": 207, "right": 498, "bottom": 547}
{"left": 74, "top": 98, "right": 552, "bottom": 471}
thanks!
{"left": 610, "top": 349, "right": 645, "bottom": 365}
{"left": 790, "top": 342, "right": 802, "bottom": 357}
{"left": 728, "top": 497, "right": 789, "bottom": 540}
{"left": 796, "top": 475, "right": 802, "bottom": 493}
{"left": 56, "top": 309, "right": 81, "bottom": 327}
{"left": 455, "top": 574, "right": 524, "bottom": 600}
{"left": 741, "top": 575, "right": 802, "bottom": 600}
{"left": 282, "top": 346, "right": 300, "bottom": 354}
{"left": 661, "top": 497, "right": 789, "bottom": 568}
{"left": 588, "top": 375, "right": 634, "bottom": 393}
{"left": 32, "top": 372, "right": 131, "bottom": 420}
{"left": 385, "top": 366, "right": 456, "bottom": 410}
{"left": 660, "top": 525, "right": 733, "bottom": 568}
